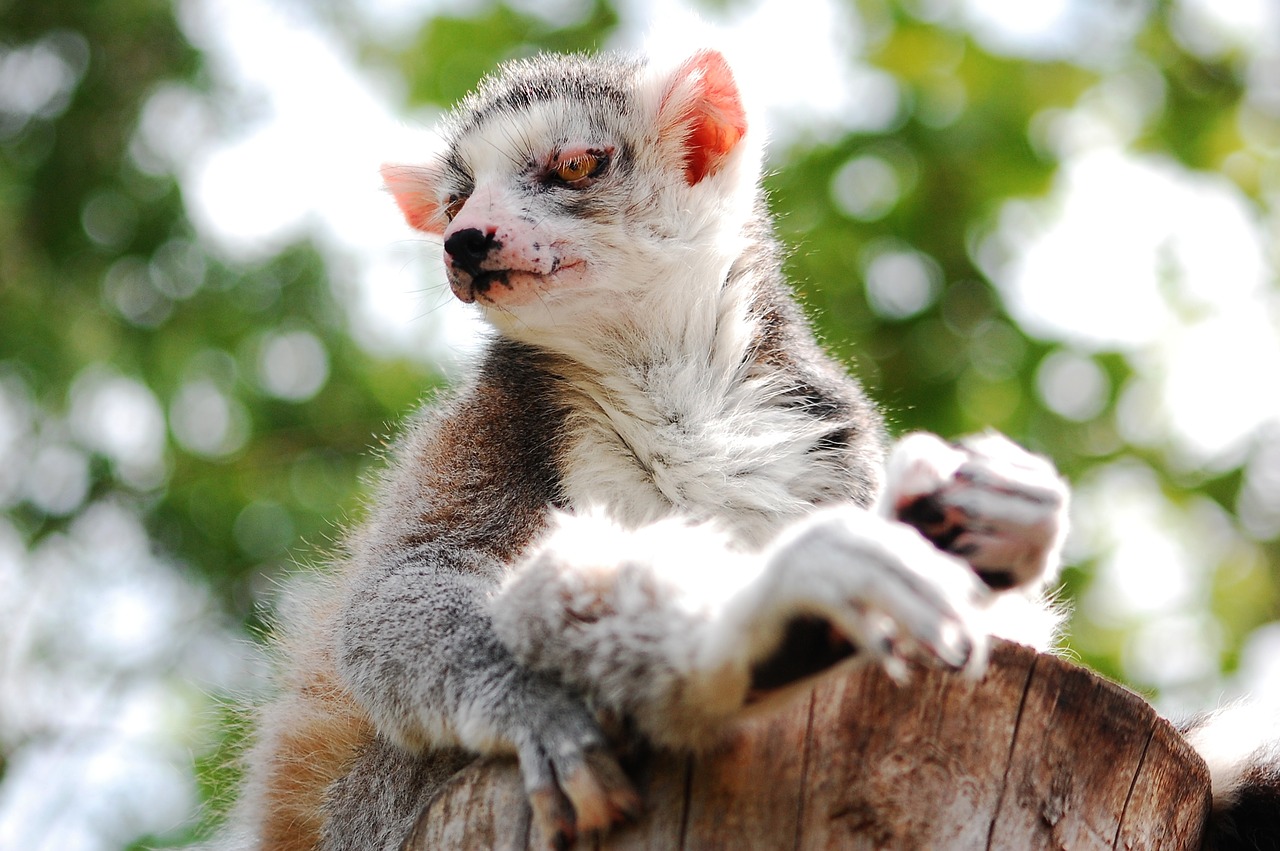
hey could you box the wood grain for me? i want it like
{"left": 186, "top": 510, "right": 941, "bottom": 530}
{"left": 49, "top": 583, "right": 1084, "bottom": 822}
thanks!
{"left": 405, "top": 641, "right": 1211, "bottom": 850}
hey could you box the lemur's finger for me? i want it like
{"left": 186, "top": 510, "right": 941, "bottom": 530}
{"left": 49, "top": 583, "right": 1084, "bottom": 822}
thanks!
{"left": 952, "top": 437, "right": 1066, "bottom": 516}
{"left": 931, "top": 484, "right": 1059, "bottom": 548}
{"left": 554, "top": 746, "right": 640, "bottom": 834}
{"left": 887, "top": 605, "right": 976, "bottom": 673}
{"left": 949, "top": 530, "right": 1053, "bottom": 590}
{"left": 586, "top": 748, "right": 643, "bottom": 823}
{"left": 948, "top": 465, "right": 1065, "bottom": 522}
{"left": 831, "top": 602, "right": 976, "bottom": 680}
{"left": 825, "top": 560, "right": 980, "bottom": 674}
{"left": 922, "top": 616, "right": 977, "bottom": 671}
{"left": 528, "top": 788, "right": 576, "bottom": 851}
{"left": 881, "top": 432, "right": 965, "bottom": 511}
{"left": 841, "top": 591, "right": 966, "bottom": 666}
{"left": 520, "top": 744, "right": 578, "bottom": 851}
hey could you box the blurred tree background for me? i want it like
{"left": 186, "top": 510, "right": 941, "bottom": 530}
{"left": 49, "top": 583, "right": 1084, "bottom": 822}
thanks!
{"left": 1, "top": 0, "right": 1277, "bottom": 847}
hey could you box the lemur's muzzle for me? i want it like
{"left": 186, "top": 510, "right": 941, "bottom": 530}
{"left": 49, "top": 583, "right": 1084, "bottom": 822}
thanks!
{"left": 444, "top": 227, "right": 501, "bottom": 277}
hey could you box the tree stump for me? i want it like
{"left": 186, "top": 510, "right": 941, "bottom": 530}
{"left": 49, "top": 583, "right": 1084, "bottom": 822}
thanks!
{"left": 404, "top": 641, "right": 1210, "bottom": 850}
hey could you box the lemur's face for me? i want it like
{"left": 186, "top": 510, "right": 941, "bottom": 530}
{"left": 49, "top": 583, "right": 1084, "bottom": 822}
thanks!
{"left": 433, "top": 101, "right": 631, "bottom": 309}
{"left": 439, "top": 145, "right": 607, "bottom": 306}
{"left": 382, "top": 49, "right": 752, "bottom": 331}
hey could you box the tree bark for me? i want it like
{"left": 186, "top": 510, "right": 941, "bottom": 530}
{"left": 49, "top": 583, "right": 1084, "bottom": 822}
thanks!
{"left": 404, "top": 641, "right": 1211, "bottom": 850}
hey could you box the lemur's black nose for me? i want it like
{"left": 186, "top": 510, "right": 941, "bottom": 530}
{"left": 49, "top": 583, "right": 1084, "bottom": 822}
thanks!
{"left": 444, "top": 228, "right": 500, "bottom": 275}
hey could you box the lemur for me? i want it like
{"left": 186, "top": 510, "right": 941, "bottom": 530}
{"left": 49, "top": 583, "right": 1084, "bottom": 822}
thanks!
{"left": 227, "top": 46, "right": 1279, "bottom": 851}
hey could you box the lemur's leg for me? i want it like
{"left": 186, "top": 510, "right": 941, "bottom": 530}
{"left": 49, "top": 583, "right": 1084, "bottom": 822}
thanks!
{"left": 881, "top": 432, "right": 1069, "bottom": 592}
{"left": 318, "top": 738, "right": 472, "bottom": 851}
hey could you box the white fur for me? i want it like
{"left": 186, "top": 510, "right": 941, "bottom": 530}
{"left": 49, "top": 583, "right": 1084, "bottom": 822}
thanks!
{"left": 553, "top": 300, "right": 840, "bottom": 546}
{"left": 492, "top": 510, "right": 755, "bottom": 746}
{"left": 1184, "top": 700, "right": 1280, "bottom": 808}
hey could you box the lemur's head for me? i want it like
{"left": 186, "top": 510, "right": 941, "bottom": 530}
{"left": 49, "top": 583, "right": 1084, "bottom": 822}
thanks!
{"left": 382, "top": 48, "right": 762, "bottom": 341}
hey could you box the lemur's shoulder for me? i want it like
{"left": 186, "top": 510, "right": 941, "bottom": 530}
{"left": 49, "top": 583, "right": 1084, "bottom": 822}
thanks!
{"left": 357, "top": 341, "right": 570, "bottom": 565}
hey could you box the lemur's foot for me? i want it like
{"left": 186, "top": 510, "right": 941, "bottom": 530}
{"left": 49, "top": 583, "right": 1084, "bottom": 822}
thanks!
{"left": 516, "top": 693, "right": 641, "bottom": 850}
{"left": 884, "top": 432, "right": 1068, "bottom": 590}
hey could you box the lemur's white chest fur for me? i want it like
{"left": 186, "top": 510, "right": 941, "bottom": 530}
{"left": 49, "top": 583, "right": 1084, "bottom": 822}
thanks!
{"left": 547, "top": 288, "right": 842, "bottom": 546}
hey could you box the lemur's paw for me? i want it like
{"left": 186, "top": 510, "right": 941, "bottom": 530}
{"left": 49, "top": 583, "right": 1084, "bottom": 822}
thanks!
{"left": 517, "top": 697, "right": 641, "bottom": 850}
{"left": 753, "top": 510, "right": 990, "bottom": 689}
{"left": 525, "top": 747, "right": 640, "bottom": 849}
{"left": 821, "top": 523, "right": 986, "bottom": 681}
{"left": 884, "top": 432, "right": 1068, "bottom": 591}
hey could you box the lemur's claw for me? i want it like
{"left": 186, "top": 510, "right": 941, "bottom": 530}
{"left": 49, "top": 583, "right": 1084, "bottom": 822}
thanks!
{"left": 528, "top": 755, "right": 638, "bottom": 849}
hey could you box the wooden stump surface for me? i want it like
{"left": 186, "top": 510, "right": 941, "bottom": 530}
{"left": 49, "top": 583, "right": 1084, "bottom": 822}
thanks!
{"left": 405, "top": 641, "right": 1211, "bottom": 850}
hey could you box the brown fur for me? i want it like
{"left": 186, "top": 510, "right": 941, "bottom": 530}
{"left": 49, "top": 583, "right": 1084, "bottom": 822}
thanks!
{"left": 239, "top": 586, "right": 375, "bottom": 851}
{"left": 252, "top": 682, "right": 373, "bottom": 850}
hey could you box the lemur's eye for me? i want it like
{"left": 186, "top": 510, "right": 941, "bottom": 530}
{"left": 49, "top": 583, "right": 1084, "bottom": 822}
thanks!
{"left": 443, "top": 195, "right": 466, "bottom": 222}
{"left": 555, "top": 155, "right": 597, "bottom": 183}
{"left": 550, "top": 150, "right": 610, "bottom": 187}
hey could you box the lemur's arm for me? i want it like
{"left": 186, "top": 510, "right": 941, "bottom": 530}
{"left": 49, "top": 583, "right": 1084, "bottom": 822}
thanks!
{"left": 338, "top": 554, "right": 643, "bottom": 840}
{"left": 333, "top": 350, "right": 644, "bottom": 844}
{"left": 482, "top": 430, "right": 1067, "bottom": 846}
{"left": 491, "top": 431, "right": 1067, "bottom": 748}
{"left": 492, "top": 504, "right": 986, "bottom": 740}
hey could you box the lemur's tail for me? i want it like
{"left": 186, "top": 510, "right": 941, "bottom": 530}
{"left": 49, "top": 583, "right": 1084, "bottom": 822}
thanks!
{"left": 1181, "top": 702, "right": 1280, "bottom": 850}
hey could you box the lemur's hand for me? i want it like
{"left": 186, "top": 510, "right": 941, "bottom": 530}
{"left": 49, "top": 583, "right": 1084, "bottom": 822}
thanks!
{"left": 882, "top": 432, "right": 1068, "bottom": 591}
{"left": 742, "top": 508, "right": 989, "bottom": 690}
{"left": 510, "top": 675, "right": 640, "bottom": 850}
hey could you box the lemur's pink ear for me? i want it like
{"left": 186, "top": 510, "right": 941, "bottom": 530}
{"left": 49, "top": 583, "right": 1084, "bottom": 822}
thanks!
{"left": 381, "top": 163, "right": 446, "bottom": 235}
{"left": 659, "top": 50, "right": 748, "bottom": 186}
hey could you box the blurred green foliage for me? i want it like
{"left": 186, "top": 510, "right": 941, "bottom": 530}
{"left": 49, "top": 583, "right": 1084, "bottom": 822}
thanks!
{"left": 1, "top": 0, "right": 440, "bottom": 626}
{"left": 2, "top": 0, "right": 1278, "bottom": 847}
{"left": 373, "top": 0, "right": 621, "bottom": 105}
